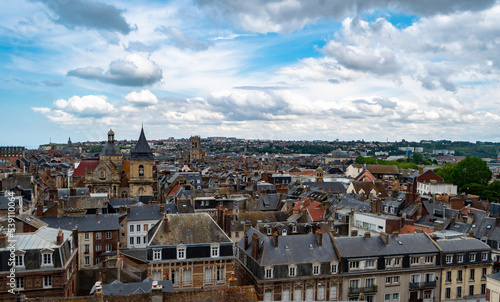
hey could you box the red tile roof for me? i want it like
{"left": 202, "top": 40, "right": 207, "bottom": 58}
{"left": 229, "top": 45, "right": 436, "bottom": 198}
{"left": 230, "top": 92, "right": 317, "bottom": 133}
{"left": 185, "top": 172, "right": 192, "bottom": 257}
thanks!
{"left": 73, "top": 160, "right": 99, "bottom": 176}
{"left": 308, "top": 208, "right": 325, "bottom": 221}
{"left": 399, "top": 225, "right": 433, "bottom": 235}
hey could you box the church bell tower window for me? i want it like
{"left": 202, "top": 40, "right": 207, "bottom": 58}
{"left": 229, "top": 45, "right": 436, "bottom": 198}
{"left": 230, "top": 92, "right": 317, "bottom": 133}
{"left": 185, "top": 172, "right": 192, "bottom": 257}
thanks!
{"left": 139, "top": 165, "right": 144, "bottom": 176}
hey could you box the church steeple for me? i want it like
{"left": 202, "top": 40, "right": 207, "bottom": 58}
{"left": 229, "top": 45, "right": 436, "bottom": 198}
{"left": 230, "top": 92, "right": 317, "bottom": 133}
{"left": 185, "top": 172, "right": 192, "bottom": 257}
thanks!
{"left": 130, "top": 126, "right": 153, "bottom": 160}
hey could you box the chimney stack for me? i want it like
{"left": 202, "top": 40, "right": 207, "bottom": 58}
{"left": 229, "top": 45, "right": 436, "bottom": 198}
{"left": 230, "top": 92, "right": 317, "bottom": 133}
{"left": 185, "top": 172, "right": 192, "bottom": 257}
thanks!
{"left": 273, "top": 231, "right": 279, "bottom": 248}
{"left": 72, "top": 228, "right": 78, "bottom": 248}
{"left": 57, "top": 229, "right": 64, "bottom": 245}
{"left": 159, "top": 204, "right": 164, "bottom": 213}
{"left": 315, "top": 229, "right": 323, "bottom": 247}
{"left": 224, "top": 210, "right": 231, "bottom": 235}
{"left": 496, "top": 216, "right": 500, "bottom": 228}
{"left": 351, "top": 229, "right": 358, "bottom": 237}
{"left": 163, "top": 214, "right": 168, "bottom": 234}
{"left": 380, "top": 232, "right": 389, "bottom": 245}
{"left": 251, "top": 233, "right": 259, "bottom": 259}
{"left": 126, "top": 205, "right": 130, "bottom": 214}
{"left": 244, "top": 233, "right": 249, "bottom": 250}
{"left": 364, "top": 232, "right": 371, "bottom": 239}
{"left": 0, "top": 233, "right": 8, "bottom": 248}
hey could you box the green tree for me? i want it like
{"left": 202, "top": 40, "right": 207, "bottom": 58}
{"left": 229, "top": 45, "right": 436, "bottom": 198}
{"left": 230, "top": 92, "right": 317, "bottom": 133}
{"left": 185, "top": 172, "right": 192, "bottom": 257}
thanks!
{"left": 434, "top": 163, "right": 455, "bottom": 183}
{"left": 411, "top": 153, "right": 424, "bottom": 165}
{"left": 450, "top": 157, "right": 492, "bottom": 191}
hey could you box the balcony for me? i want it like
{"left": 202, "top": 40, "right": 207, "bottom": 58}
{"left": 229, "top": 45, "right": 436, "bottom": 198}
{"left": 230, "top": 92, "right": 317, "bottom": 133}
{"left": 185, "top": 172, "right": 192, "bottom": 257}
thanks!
{"left": 409, "top": 281, "right": 436, "bottom": 289}
{"left": 348, "top": 286, "right": 378, "bottom": 296}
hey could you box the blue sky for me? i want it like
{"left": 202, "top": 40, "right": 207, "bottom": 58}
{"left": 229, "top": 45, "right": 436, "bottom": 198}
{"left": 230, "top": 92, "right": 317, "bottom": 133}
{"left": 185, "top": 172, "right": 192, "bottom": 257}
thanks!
{"left": 1, "top": 0, "right": 500, "bottom": 148}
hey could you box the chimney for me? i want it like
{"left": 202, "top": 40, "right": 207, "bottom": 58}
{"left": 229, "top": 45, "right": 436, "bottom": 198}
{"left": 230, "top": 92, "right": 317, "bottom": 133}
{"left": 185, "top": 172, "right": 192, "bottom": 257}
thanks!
{"left": 351, "top": 229, "right": 358, "bottom": 237}
{"left": 163, "top": 214, "right": 168, "bottom": 233}
{"left": 126, "top": 205, "right": 130, "bottom": 214}
{"left": 0, "top": 233, "right": 8, "bottom": 248}
{"left": 57, "top": 229, "right": 64, "bottom": 245}
{"left": 392, "top": 231, "right": 398, "bottom": 237}
{"left": 364, "top": 232, "right": 371, "bottom": 239}
{"left": 380, "top": 232, "right": 389, "bottom": 245}
{"left": 37, "top": 203, "right": 44, "bottom": 217}
{"left": 315, "top": 229, "right": 323, "bottom": 247}
{"left": 95, "top": 210, "right": 99, "bottom": 217}
{"left": 496, "top": 216, "right": 500, "bottom": 228}
{"left": 244, "top": 221, "right": 252, "bottom": 234}
{"left": 217, "top": 206, "right": 224, "bottom": 228}
{"left": 273, "top": 231, "right": 279, "bottom": 248}
{"left": 224, "top": 210, "right": 231, "bottom": 235}
{"left": 419, "top": 167, "right": 423, "bottom": 174}
{"left": 244, "top": 233, "right": 249, "bottom": 250}
{"left": 72, "top": 228, "right": 78, "bottom": 248}
{"left": 251, "top": 233, "right": 259, "bottom": 259}
{"left": 159, "top": 204, "right": 164, "bottom": 213}
{"left": 119, "top": 206, "right": 126, "bottom": 214}
{"left": 450, "top": 216, "right": 456, "bottom": 225}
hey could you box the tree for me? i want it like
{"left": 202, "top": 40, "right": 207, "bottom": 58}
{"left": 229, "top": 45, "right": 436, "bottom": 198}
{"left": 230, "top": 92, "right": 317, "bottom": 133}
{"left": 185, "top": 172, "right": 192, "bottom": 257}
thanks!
{"left": 411, "top": 153, "right": 424, "bottom": 165}
{"left": 434, "top": 163, "right": 455, "bottom": 183}
{"left": 450, "top": 157, "right": 492, "bottom": 191}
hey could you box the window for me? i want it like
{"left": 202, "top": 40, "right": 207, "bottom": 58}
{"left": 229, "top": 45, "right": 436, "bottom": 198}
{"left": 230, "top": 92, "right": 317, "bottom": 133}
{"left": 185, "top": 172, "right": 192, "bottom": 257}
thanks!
{"left": 410, "top": 256, "right": 420, "bottom": 265}
{"left": 481, "top": 283, "right": 486, "bottom": 295}
{"left": 385, "top": 258, "right": 391, "bottom": 266}
{"left": 96, "top": 245, "right": 102, "bottom": 252}
{"left": 139, "top": 165, "right": 144, "bottom": 176}
{"left": 457, "top": 270, "right": 463, "bottom": 282}
{"left": 423, "top": 291, "right": 431, "bottom": 299}
{"left": 469, "top": 285, "right": 474, "bottom": 296}
{"left": 130, "top": 225, "right": 134, "bottom": 233}
{"left": 15, "top": 255, "right": 24, "bottom": 267}
{"left": 425, "top": 256, "right": 433, "bottom": 264}
{"left": 313, "top": 264, "right": 320, "bottom": 275}
{"left": 130, "top": 237, "right": 134, "bottom": 245}
{"left": 482, "top": 267, "right": 488, "bottom": 280}
{"left": 482, "top": 252, "right": 488, "bottom": 261}
{"left": 470, "top": 253, "right": 476, "bottom": 262}
{"left": 177, "top": 246, "right": 186, "bottom": 260}
{"left": 204, "top": 268, "right": 213, "bottom": 282}
{"left": 121, "top": 232, "right": 125, "bottom": 238}
{"left": 144, "top": 224, "right": 149, "bottom": 232}
{"left": 393, "top": 293, "right": 399, "bottom": 300}
{"left": 349, "top": 261, "right": 359, "bottom": 269}
{"left": 470, "top": 269, "right": 475, "bottom": 281}
{"left": 394, "top": 258, "right": 400, "bottom": 266}
{"left": 330, "top": 262, "right": 338, "bottom": 274}
{"left": 446, "top": 271, "right": 452, "bottom": 283}
{"left": 106, "top": 232, "right": 112, "bottom": 239}
{"left": 171, "top": 270, "right": 178, "bottom": 284}
{"left": 15, "top": 277, "right": 24, "bottom": 290}
{"left": 457, "top": 286, "right": 462, "bottom": 298}
{"left": 43, "top": 275, "right": 52, "bottom": 288}
{"left": 317, "top": 285, "right": 325, "bottom": 301}
{"left": 143, "top": 236, "right": 147, "bottom": 244}
{"left": 153, "top": 250, "right": 161, "bottom": 260}
{"left": 292, "top": 225, "right": 297, "bottom": 233}
{"left": 211, "top": 245, "right": 219, "bottom": 257}
{"left": 386, "top": 277, "right": 392, "bottom": 284}
{"left": 216, "top": 267, "right": 224, "bottom": 281}
{"left": 365, "top": 278, "right": 375, "bottom": 287}
{"left": 42, "top": 253, "right": 52, "bottom": 266}
{"left": 267, "top": 228, "right": 272, "bottom": 235}
{"left": 349, "top": 279, "right": 360, "bottom": 289}
{"left": 282, "top": 229, "right": 287, "bottom": 236}
{"left": 410, "top": 274, "right": 421, "bottom": 283}
{"left": 84, "top": 233, "right": 89, "bottom": 240}
{"left": 393, "top": 276, "right": 400, "bottom": 284}
{"left": 424, "top": 273, "right": 435, "bottom": 282}
{"left": 183, "top": 269, "right": 192, "bottom": 285}
{"left": 366, "top": 259, "right": 375, "bottom": 268}
{"left": 96, "top": 232, "right": 101, "bottom": 240}
{"left": 289, "top": 265, "right": 296, "bottom": 277}
{"left": 446, "top": 255, "right": 453, "bottom": 264}
{"left": 265, "top": 267, "right": 273, "bottom": 279}
{"left": 443, "top": 287, "right": 454, "bottom": 300}
{"left": 384, "top": 294, "right": 390, "bottom": 301}
{"left": 84, "top": 256, "right": 90, "bottom": 266}
{"left": 457, "top": 254, "right": 464, "bottom": 263}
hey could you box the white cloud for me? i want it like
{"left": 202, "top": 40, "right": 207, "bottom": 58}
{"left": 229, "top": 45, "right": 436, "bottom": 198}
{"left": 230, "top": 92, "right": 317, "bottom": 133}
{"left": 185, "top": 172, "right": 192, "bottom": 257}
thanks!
{"left": 125, "top": 89, "right": 158, "bottom": 107}
{"left": 52, "top": 95, "right": 115, "bottom": 117}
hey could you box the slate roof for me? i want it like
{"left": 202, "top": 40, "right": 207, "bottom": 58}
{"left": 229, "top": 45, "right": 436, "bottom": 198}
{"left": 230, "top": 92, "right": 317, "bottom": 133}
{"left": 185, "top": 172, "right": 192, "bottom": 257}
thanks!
{"left": 128, "top": 205, "right": 165, "bottom": 221}
{"left": 40, "top": 214, "right": 120, "bottom": 232}
{"left": 119, "top": 248, "right": 148, "bottom": 262}
{"left": 366, "top": 164, "right": 400, "bottom": 175}
{"left": 239, "top": 228, "right": 338, "bottom": 266}
{"left": 259, "top": 194, "right": 281, "bottom": 211}
{"left": 436, "top": 237, "right": 490, "bottom": 252}
{"left": 150, "top": 213, "right": 231, "bottom": 246}
{"left": 130, "top": 127, "right": 154, "bottom": 160}
{"left": 335, "top": 233, "right": 439, "bottom": 258}
{"left": 90, "top": 279, "right": 173, "bottom": 295}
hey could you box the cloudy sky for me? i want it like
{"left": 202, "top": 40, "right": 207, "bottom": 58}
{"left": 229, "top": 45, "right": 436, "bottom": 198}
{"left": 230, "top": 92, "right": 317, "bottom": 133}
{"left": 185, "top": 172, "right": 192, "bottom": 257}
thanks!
{"left": 2, "top": 0, "right": 500, "bottom": 147}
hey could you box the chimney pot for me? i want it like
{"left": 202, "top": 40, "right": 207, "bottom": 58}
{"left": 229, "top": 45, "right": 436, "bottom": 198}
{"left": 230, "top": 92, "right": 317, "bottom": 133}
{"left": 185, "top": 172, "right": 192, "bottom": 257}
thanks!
{"left": 273, "top": 231, "right": 278, "bottom": 248}
{"left": 163, "top": 214, "right": 168, "bottom": 234}
{"left": 364, "top": 232, "right": 371, "bottom": 239}
{"left": 57, "top": 229, "right": 64, "bottom": 245}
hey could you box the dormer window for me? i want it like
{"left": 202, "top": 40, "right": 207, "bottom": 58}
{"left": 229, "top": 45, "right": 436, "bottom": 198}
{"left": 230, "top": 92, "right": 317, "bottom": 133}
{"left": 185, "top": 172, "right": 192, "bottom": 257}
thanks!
{"left": 14, "top": 251, "right": 25, "bottom": 268}
{"left": 177, "top": 245, "right": 186, "bottom": 260}
{"left": 211, "top": 244, "right": 220, "bottom": 258}
{"left": 153, "top": 249, "right": 161, "bottom": 260}
{"left": 267, "top": 228, "right": 272, "bottom": 235}
{"left": 313, "top": 263, "right": 320, "bottom": 275}
{"left": 289, "top": 264, "right": 297, "bottom": 277}
{"left": 265, "top": 266, "right": 273, "bottom": 279}
{"left": 282, "top": 229, "right": 287, "bottom": 236}
{"left": 292, "top": 225, "right": 297, "bottom": 233}
{"left": 330, "top": 262, "right": 338, "bottom": 274}
{"left": 41, "top": 250, "right": 53, "bottom": 266}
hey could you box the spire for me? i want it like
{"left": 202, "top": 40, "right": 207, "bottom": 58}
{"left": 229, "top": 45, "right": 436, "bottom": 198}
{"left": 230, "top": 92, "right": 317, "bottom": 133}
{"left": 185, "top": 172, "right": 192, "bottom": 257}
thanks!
{"left": 100, "top": 129, "right": 121, "bottom": 156}
{"left": 130, "top": 126, "right": 153, "bottom": 160}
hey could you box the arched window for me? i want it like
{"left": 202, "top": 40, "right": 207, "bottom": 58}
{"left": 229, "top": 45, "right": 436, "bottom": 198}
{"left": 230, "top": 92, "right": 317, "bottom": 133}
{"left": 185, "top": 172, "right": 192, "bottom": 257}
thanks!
{"left": 99, "top": 170, "right": 105, "bottom": 180}
{"left": 139, "top": 165, "right": 144, "bottom": 176}
{"left": 121, "top": 191, "right": 128, "bottom": 198}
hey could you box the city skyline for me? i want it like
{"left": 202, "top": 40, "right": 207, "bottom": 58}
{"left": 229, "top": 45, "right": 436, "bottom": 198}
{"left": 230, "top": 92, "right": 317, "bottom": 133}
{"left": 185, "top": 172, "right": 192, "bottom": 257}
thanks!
{"left": 2, "top": 0, "right": 500, "bottom": 148}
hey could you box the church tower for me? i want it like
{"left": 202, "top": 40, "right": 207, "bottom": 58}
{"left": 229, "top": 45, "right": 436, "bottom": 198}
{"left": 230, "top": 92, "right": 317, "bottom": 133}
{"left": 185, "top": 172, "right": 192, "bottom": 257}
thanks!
{"left": 315, "top": 166, "right": 324, "bottom": 182}
{"left": 129, "top": 127, "right": 154, "bottom": 198}
{"left": 190, "top": 135, "right": 201, "bottom": 161}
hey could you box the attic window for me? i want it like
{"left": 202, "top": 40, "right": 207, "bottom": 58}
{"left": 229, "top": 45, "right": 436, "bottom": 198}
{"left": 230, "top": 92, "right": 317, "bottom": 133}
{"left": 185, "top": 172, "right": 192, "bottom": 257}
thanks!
{"left": 487, "top": 225, "right": 492, "bottom": 229}
{"left": 472, "top": 224, "right": 476, "bottom": 228}
{"left": 309, "top": 244, "right": 313, "bottom": 248}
